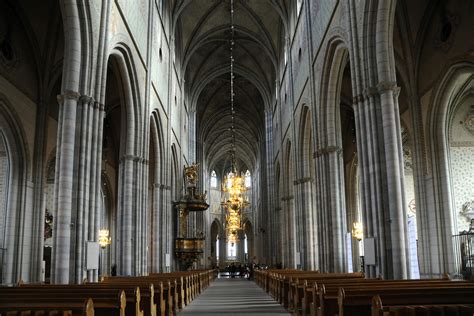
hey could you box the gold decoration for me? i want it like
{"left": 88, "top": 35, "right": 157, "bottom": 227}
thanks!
{"left": 184, "top": 163, "right": 199, "bottom": 186}
{"left": 98, "top": 229, "right": 111, "bottom": 248}
{"left": 221, "top": 169, "right": 249, "bottom": 242}
{"left": 352, "top": 222, "right": 363, "bottom": 241}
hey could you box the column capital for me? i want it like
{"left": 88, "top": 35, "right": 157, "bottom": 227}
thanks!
{"left": 294, "top": 177, "right": 312, "bottom": 185}
{"left": 363, "top": 86, "right": 378, "bottom": 98}
{"left": 153, "top": 183, "right": 171, "bottom": 190}
{"left": 376, "top": 81, "right": 398, "bottom": 95}
{"left": 78, "top": 95, "right": 94, "bottom": 105}
{"left": 120, "top": 154, "right": 144, "bottom": 162}
{"left": 314, "top": 145, "right": 342, "bottom": 158}
{"left": 57, "top": 90, "right": 81, "bottom": 104}
{"left": 352, "top": 94, "right": 365, "bottom": 104}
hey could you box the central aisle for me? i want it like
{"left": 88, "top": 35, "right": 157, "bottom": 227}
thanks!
{"left": 179, "top": 278, "right": 290, "bottom": 315}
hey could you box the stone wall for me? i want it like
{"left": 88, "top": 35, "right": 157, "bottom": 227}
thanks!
{"left": 450, "top": 146, "right": 474, "bottom": 232}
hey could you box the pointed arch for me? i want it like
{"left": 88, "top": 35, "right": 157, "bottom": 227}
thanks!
{"left": 0, "top": 95, "right": 29, "bottom": 284}
{"left": 426, "top": 62, "right": 474, "bottom": 275}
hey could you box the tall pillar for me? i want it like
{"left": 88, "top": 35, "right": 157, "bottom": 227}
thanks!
{"left": 237, "top": 230, "right": 246, "bottom": 263}
{"left": 314, "top": 146, "right": 347, "bottom": 273}
{"left": 219, "top": 232, "right": 226, "bottom": 269}
{"left": 296, "top": 178, "right": 317, "bottom": 269}
{"left": 118, "top": 157, "right": 133, "bottom": 275}
{"left": 352, "top": 82, "right": 409, "bottom": 279}
{"left": 151, "top": 183, "right": 162, "bottom": 272}
{"left": 264, "top": 111, "right": 275, "bottom": 265}
{"left": 378, "top": 82, "right": 409, "bottom": 279}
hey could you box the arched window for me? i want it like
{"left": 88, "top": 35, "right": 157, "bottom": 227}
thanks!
{"left": 245, "top": 170, "right": 251, "bottom": 188}
{"left": 210, "top": 170, "right": 217, "bottom": 188}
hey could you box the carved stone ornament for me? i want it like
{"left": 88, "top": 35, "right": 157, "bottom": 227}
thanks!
{"left": 460, "top": 200, "right": 474, "bottom": 222}
{"left": 463, "top": 106, "right": 474, "bottom": 135}
{"left": 403, "top": 147, "right": 413, "bottom": 171}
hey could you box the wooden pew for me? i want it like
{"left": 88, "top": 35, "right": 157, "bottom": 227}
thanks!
{"left": 312, "top": 280, "right": 474, "bottom": 316}
{"left": 0, "top": 297, "right": 94, "bottom": 316}
{"left": 0, "top": 288, "right": 126, "bottom": 316}
{"left": 336, "top": 285, "right": 474, "bottom": 316}
{"left": 278, "top": 272, "right": 364, "bottom": 310}
{"left": 371, "top": 294, "right": 474, "bottom": 316}
{"left": 0, "top": 269, "right": 216, "bottom": 316}
{"left": 9, "top": 284, "right": 143, "bottom": 316}
{"left": 102, "top": 276, "right": 172, "bottom": 316}
{"left": 305, "top": 278, "right": 462, "bottom": 316}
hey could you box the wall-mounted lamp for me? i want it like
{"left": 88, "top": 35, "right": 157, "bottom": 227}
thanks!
{"left": 98, "top": 229, "right": 112, "bottom": 248}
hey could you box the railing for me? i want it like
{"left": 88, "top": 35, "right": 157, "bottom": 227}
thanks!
{"left": 452, "top": 220, "right": 474, "bottom": 280}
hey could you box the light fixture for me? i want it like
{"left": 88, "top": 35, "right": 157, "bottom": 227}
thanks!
{"left": 219, "top": 0, "right": 250, "bottom": 243}
{"left": 352, "top": 222, "right": 363, "bottom": 241}
{"left": 98, "top": 229, "right": 112, "bottom": 248}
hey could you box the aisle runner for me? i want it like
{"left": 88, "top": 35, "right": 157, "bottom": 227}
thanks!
{"left": 179, "top": 278, "right": 290, "bottom": 315}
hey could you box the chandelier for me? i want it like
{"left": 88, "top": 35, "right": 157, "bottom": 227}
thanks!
{"left": 220, "top": 0, "right": 249, "bottom": 244}
{"left": 221, "top": 167, "right": 249, "bottom": 244}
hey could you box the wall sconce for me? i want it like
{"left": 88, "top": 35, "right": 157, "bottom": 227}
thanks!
{"left": 98, "top": 229, "right": 112, "bottom": 248}
{"left": 352, "top": 222, "right": 363, "bottom": 241}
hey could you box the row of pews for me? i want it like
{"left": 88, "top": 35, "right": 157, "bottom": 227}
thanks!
{"left": 254, "top": 269, "right": 474, "bottom": 316}
{"left": 0, "top": 269, "right": 218, "bottom": 316}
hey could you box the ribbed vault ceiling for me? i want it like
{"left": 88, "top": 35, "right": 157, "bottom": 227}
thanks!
{"left": 175, "top": 0, "right": 288, "bottom": 175}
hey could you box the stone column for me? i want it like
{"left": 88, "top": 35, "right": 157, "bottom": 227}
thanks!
{"left": 352, "top": 83, "right": 409, "bottom": 279}
{"left": 52, "top": 90, "right": 80, "bottom": 284}
{"left": 264, "top": 111, "right": 276, "bottom": 265}
{"left": 378, "top": 81, "right": 408, "bottom": 279}
{"left": 296, "top": 178, "right": 316, "bottom": 269}
{"left": 88, "top": 99, "right": 100, "bottom": 283}
{"left": 314, "top": 146, "right": 347, "bottom": 273}
{"left": 219, "top": 232, "right": 227, "bottom": 268}
{"left": 118, "top": 156, "right": 134, "bottom": 275}
{"left": 30, "top": 98, "right": 47, "bottom": 283}
{"left": 77, "top": 95, "right": 93, "bottom": 284}
{"left": 237, "top": 230, "right": 246, "bottom": 263}
{"left": 151, "top": 183, "right": 162, "bottom": 272}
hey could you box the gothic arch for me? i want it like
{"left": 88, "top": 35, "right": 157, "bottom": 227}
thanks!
{"left": 427, "top": 61, "right": 474, "bottom": 275}
{"left": 106, "top": 46, "right": 142, "bottom": 157}
{"left": 210, "top": 219, "right": 222, "bottom": 268}
{"left": 0, "top": 96, "right": 28, "bottom": 284}
{"left": 296, "top": 105, "right": 316, "bottom": 268}
{"left": 318, "top": 37, "right": 349, "bottom": 147}
{"left": 315, "top": 36, "right": 352, "bottom": 273}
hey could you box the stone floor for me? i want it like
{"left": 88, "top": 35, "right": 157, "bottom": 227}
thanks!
{"left": 178, "top": 278, "right": 290, "bottom": 315}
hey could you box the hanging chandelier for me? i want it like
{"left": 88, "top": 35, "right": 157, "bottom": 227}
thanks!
{"left": 220, "top": 0, "right": 249, "bottom": 243}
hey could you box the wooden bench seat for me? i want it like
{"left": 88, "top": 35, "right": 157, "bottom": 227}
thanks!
{"left": 0, "top": 288, "right": 125, "bottom": 316}
{"left": 256, "top": 269, "right": 474, "bottom": 316}
{"left": 371, "top": 295, "right": 474, "bottom": 316}
{"left": 336, "top": 285, "right": 474, "bottom": 316}
{"left": 303, "top": 279, "right": 464, "bottom": 316}
{"left": 5, "top": 284, "right": 143, "bottom": 316}
{"left": 102, "top": 277, "right": 171, "bottom": 316}
{"left": 0, "top": 269, "right": 216, "bottom": 316}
